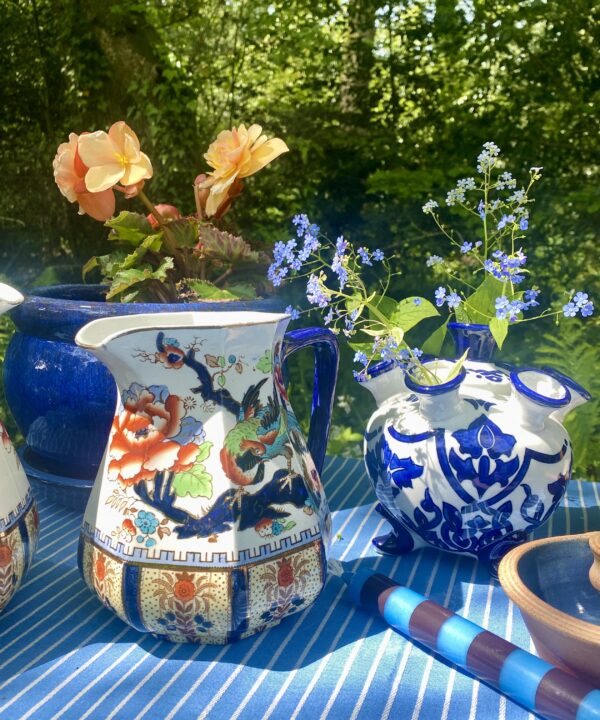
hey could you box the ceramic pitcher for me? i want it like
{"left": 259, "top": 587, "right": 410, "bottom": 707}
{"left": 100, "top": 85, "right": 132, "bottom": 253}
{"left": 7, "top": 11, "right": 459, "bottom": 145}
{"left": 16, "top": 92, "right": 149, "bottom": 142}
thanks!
{"left": 75, "top": 311, "right": 338, "bottom": 643}
{"left": 0, "top": 284, "right": 39, "bottom": 612}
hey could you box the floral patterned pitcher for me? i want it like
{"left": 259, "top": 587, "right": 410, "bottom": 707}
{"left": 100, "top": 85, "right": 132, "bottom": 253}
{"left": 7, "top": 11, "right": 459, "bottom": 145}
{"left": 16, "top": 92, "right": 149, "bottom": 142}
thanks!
{"left": 0, "top": 283, "right": 39, "bottom": 612}
{"left": 75, "top": 311, "right": 338, "bottom": 643}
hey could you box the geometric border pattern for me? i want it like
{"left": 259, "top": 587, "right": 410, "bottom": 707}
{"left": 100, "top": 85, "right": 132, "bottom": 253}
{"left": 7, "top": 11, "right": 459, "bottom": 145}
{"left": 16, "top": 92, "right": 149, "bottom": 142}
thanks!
{"left": 81, "top": 519, "right": 322, "bottom": 567}
{"left": 0, "top": 488, "right": 34, "bottom": 533}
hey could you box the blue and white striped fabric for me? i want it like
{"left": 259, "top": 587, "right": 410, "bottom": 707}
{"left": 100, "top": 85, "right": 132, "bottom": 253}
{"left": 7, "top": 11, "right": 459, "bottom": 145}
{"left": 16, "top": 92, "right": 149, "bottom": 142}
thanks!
{"left": 0, "top": 457, "right": 597, "bottom": 720}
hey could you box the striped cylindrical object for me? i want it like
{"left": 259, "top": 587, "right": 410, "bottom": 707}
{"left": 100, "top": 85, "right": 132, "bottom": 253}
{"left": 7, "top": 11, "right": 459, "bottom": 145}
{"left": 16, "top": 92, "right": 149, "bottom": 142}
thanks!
{"left": 347, "top": 569, "right": 600, "bottom": 720}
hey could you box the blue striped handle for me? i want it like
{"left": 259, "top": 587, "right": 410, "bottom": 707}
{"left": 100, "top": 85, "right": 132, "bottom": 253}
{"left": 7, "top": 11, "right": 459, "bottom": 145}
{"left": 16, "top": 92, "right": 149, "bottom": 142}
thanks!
{"left": 348, "top": 569, "right": 600, "bottom": 720}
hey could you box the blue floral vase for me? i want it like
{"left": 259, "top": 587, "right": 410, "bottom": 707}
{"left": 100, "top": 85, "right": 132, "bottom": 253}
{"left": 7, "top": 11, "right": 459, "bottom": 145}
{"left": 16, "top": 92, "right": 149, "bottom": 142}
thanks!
{"left": 360, "top": 323, "right": 591, "bottom": 574}
{"left": 3, "top": 284, "right": 285, "bottom": 509}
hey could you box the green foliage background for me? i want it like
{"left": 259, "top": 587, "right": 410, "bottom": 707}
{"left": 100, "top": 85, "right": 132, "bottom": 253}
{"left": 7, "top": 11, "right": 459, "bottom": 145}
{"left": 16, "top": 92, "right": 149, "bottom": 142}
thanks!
{"left": 0, "top": 0, "right": 599, "bottom": 475}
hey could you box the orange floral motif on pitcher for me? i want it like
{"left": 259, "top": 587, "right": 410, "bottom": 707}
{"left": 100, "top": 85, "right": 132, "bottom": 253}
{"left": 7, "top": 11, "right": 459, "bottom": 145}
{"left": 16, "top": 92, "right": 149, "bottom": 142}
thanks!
{"left": 0, "top": 545, "right": 12, "bottom": 568}
{"left": 108, "top": 383, "right": 205, "bottom": 486}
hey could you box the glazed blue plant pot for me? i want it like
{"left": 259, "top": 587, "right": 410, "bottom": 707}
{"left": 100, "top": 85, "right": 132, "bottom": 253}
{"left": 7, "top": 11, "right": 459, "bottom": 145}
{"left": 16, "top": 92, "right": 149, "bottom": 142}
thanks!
{"left": 4, "top": 284, "right": 285, "bottom": 509}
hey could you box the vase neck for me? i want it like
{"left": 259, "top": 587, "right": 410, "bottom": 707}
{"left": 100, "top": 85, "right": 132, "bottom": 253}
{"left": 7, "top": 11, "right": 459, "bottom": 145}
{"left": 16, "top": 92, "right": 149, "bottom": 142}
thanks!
{"left": 448, "top": 322, "right": 496, "bottom": 362}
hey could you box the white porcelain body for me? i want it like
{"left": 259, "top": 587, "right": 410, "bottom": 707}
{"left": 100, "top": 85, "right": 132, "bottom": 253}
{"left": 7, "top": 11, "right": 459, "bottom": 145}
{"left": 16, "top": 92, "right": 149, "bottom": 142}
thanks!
{"left": 0, "top": 283, "right": 38, "bottom": 612}
{"left": 363, "top": 360, "right": 578, "bottom": 571}
{"left": 76, "top": 311, "right": 332, "bottom": 643}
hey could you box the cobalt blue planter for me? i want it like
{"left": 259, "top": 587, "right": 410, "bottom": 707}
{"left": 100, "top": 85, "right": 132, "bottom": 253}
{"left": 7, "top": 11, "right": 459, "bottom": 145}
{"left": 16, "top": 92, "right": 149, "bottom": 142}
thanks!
{"left": 4, "top": 284, "right": 285, "bottom": 509}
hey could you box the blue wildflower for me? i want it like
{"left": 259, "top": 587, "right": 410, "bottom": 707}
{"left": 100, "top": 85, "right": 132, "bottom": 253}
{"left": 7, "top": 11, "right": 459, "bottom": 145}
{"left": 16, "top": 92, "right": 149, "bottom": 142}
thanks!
{"left": 563, "top": 302, "right": 578, "bottom": 318}
{"left": 497, "top": 214, "right": 515, "bottom": 230}
{"left": 331, "top": 253, "right": 348, "bottom": 289}
{"left": 292, "top": 214, "right": 310, "bottom": 236}
{"left": 446, "top": 187, "right": 466, "bottom": 206}
{"left": 497, "top": 171, "right": 516, "bottom": 190}
{"left": 457, "top": 177, "right": 476, "bottom": 190}
{"left": 354, "top": 351, "right": 368, "bottom": 366}
{"left": 413, "top": 297, "right": 422, "bottom": 306}
{"left": 581, "top": 302, "right": 594, "bottom": 317}
{"left": 524, "top": 289, "right": 540, "bottom": 307}
{"left": 357, "top": 247, "right": 372, "bottom": 266}
{"left": 478, "top": 200, "right": 486, "bottom": 220}
{"left": 373, "top": 249, "right": 385, "bottom": 261}
{"left": 460, "top": 241, "right": 473, "bottom": 254}
{"left": 285, "top": 305, "right": 300, "bottom": 320}
{"left": 573, "top": 292, "right": 589, "bottom": 307}
{"left": 422, "top": 199, "right": 439, "bottom": 214}
{"left": 306, "top": 275, "right": 329, "bottom": 308}
{"left": 434, "top": 286, "right": 447, "bottom": 307}
{"left": 335, "top": 236, "right": 348, "bottom": 256}
{"left": 519, "top": 218, "right": 529, "bottom": 231}
{"left": 446, "top": 292, "right": 461, "bottom": 309}
{"left": 477, "top": 142, "right": 501, "bottom": 173}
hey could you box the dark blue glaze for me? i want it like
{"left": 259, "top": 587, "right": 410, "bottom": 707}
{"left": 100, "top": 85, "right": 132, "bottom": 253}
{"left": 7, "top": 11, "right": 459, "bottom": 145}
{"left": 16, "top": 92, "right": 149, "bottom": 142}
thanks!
{"left": 282, "top": 327, "right": 339, "bottom": 477}
{"left": 448, "top": 321, "right": 497, "bottom": 361}
{"left": 4, "top": 284, "right": 285, "bottom": 503}
{"left": 404, "top": 366, "right": 466, "bottom": 395}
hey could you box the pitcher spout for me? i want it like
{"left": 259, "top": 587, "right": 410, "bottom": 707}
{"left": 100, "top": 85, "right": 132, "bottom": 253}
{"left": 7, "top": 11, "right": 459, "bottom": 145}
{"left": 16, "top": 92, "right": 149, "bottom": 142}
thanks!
{"left": 0, "top": 283, "right": 24, "bottom": 317}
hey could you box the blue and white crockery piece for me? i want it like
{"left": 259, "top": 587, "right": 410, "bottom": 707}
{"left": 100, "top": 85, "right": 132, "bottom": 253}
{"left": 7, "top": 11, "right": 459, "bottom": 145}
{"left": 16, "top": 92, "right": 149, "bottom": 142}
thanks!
{"left": 361, "top": 350, "right": 587, "bottom": 574}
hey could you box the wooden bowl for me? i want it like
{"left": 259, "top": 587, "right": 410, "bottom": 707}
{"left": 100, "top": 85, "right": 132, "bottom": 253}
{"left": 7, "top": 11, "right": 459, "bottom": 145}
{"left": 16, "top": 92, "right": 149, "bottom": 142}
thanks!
{"left": 590, "top": 532, "right": 600, "bottom": 592}
{"left": 498, "top": 532, "right": 600, "bottom": 687}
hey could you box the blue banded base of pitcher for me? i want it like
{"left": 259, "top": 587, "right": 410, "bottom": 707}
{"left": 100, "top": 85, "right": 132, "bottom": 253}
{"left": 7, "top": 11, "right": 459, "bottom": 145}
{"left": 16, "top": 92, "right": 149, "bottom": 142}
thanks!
{"left": 79, "top": 534, "right": 327, "bottom": 644}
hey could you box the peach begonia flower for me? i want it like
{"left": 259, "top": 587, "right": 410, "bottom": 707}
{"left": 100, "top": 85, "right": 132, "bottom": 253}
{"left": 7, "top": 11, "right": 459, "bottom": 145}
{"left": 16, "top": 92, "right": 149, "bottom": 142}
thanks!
{"left": 53, "top": 133, "right": 116, "bottom": 221}
{"left": 200, "top": 124, "right": 288, "bottom": 217}
{"left": 77, "top": 121, "right": 153, "bottom": 194}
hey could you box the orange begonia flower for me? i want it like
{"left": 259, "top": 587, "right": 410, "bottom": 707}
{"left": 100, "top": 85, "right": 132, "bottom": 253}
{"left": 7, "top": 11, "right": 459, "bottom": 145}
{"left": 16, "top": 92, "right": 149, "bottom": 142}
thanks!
{"left": 52, "top": 133, "right": 116, "bottom": 221}
{"left": 200, "top": 124, "right": 288, "bottom": 217}
{"left": 78, "top": 121, "right": 153, "bottom": 194}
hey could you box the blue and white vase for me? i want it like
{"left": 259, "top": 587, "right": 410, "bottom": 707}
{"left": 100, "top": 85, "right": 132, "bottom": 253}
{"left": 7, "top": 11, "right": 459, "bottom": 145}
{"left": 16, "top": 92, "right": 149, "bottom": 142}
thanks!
{"left": 361, "top": 323, "right": 590, "bottom": 574}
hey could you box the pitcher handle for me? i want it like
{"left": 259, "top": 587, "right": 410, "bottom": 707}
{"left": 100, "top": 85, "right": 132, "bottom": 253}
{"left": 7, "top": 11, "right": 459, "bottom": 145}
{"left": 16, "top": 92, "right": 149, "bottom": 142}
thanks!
{"left": 282, "top": 327, "right": 339, "bottom": 476}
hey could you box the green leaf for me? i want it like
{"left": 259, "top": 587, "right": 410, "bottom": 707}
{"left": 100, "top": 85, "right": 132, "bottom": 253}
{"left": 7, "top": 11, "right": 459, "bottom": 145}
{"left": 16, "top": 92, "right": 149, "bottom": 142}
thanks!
{"left": 345, "top": 292, "right": 364, "bottom": 316}
{"left": 194, "top": 441, "right": 213, "bottom": 464}
{"left": 224, "top": 283, "right": 257, "bottom": 300}
{"left": 165, "top": 217, "right": 198, "bottom": 248}
{"left": 105, "top": 257, "right": 174, "bottom": 300}
{"left": 489, "top": 316, "right": 509, "bottom": 349}
{"left": 172, "top": 445, "right": 214, "bottom": 498}
{"left": 421, "top": 320, "right": 449, "bottom": 355}
{"left": 121, "top": 233, "right": 164, "bottom": 271}
{"left": 444, "top": 349, "right": 469, "bottom": 381}
{"left": 255, "top": 350, "right": 272, "bottom": 373}
{"left": 105, "top": 211, "right": 153, "bottom": 246}
{"left": 82, "top": 256, "right": 98, "bottom": 280}
{"left": 463, "top": 275, "right": 505, "bottom": 324}
{"left": 217, "top": 374, "right": 226, "bottom": 387}
{"left": 368, "top": 294, "right": 397, "bottom": 320}
{"left": 390, "top": 297, "right": 440, "bottom": 333}
{"left": 186, "top": 280, "right": 240, "bottom": 301}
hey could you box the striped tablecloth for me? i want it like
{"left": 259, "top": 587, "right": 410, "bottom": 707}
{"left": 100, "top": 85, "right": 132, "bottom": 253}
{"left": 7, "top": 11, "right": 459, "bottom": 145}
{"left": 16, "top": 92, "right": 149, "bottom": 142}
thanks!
{"left": 0, "top": 456, "right": 598, "bottom": 720}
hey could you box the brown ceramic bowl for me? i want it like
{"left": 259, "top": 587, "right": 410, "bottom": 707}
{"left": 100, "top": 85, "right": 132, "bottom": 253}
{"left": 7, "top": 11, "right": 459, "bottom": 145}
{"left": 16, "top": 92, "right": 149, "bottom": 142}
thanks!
{"left": 499, "top": 532, "right": 600, "bottom": 688}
